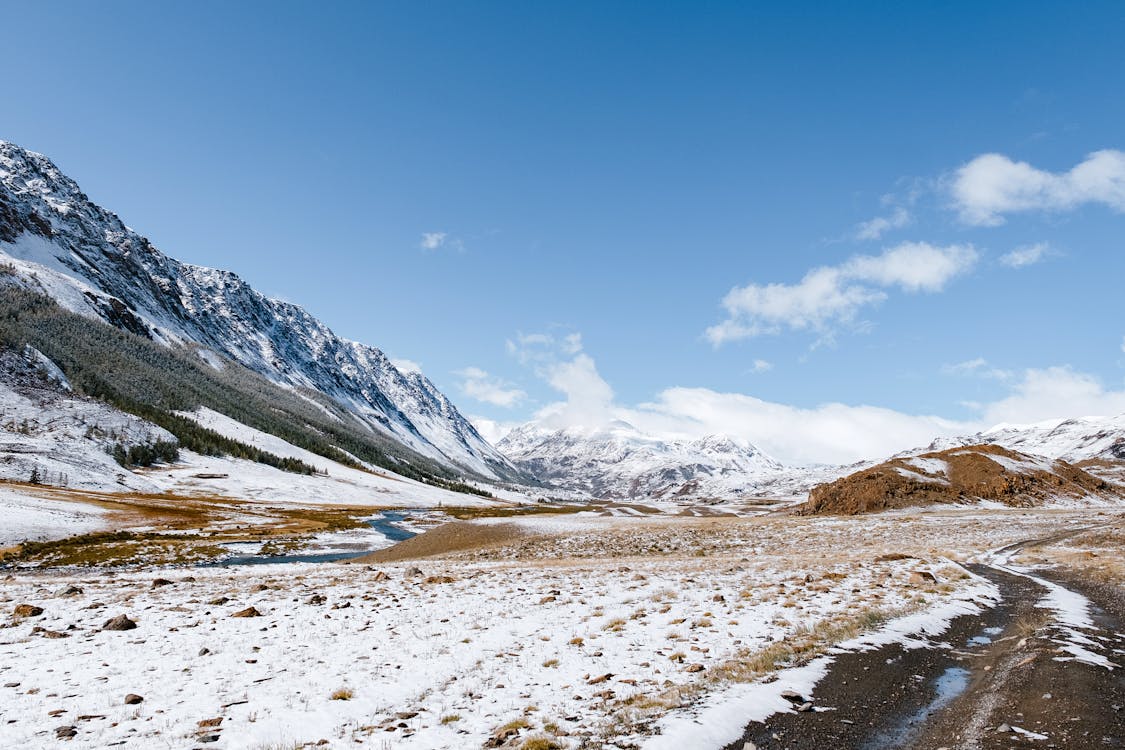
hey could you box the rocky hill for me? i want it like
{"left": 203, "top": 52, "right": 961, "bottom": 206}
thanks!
{"left": 800, "top": 443, "right": 1121, "bottom": 515}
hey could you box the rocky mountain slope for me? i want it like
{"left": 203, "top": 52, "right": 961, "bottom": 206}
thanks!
{"left": 925, "top": 414, "right": 1125, "bottom": 463}
{"left": 800, "top": 443, "right": 1121, "bottom": 515}
{"left": 498, "top": 421, "right": 787, "bottom": 500}
{"left": 0, "top": 141, "right": 521, "bottom": 483}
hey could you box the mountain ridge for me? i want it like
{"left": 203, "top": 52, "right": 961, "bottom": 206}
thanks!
{"left": 0, "top": 140, "right": 522, "bottom": 483}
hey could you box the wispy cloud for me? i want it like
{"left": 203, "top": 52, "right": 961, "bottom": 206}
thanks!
{"left": 951, "top": 149, "right": 1125, "bottom": 225}
{"left": 419, "top": 231, "right": 466, "bottom": 252}
{"left": 998, "top": 242, "right": 1050, "bottom": 268}
{"left": 419, "top": 232, "right": 447, "bottom": 250}
{"left": 456, "top": 366, "right": 526, "bottom": 408}
{"left": 706, "top": 242, "right": 978, "bottom": 346}
{"left": 941, "top": 357, "right": 1012, "bottom": 380}
{"left": 854, "top": 206, "right": 911, "bottom": 240}
{"left": 749, "top": 359, "right": 773, "bottom": 374}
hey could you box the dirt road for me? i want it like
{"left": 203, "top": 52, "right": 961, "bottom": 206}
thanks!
{"left": 724, "top": 533, "right": 1124, "bottom": 750}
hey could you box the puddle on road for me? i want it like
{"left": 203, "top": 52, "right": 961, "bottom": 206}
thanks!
{"left": 862, "top": 666, "right": 970, "bottom": 750}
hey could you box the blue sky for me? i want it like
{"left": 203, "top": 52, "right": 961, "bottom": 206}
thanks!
{"left": 5, "top": 1, "right": 1125, "bottom": 462}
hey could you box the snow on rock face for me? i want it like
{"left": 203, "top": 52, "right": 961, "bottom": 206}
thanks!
{"left": 0, "top": 349, "right": 173, "bottom": 493}
{"left": 498, "top": 421, "right": 787, "bottom": 500}
{"left": 0, "top": 141, "right": 518, "bottom": 482}
{"left": 925, "top": 414, "right": 1125, "bottom": 463}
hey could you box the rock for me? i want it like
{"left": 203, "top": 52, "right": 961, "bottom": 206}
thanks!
{"left": 996, "top": 723, "right": 1011, "bottom": 733}
{"left": 404, "top": 566, "right": 423, "bottom": 578}
{"left": 231, "top": 607, "right": 261, "bottom": 618}
{"left": 307, "top": 594, "right": 327, "bottom": 605}
{"left": 685, "top": 664, "right": 705, "bottom": 673}
{"left": 780, "top": 689, "right": 805, "bottom": 703}
{"left": 423, "top": 575, "right": 455, "bottom": 584}
{"left": 797, "top": 701, "right": 814, "bottom": 712}
{"left": 13, "top": 604, "right": 43, "bottom": 617}
{"left": 55, "top": 585, "right": 83, "bottom": 597}
{"left": 909, "top": 570, "right": 938, "bottom": 585}
{"left": 208, "top": 597, "right": 231, "bottom": 606}
{"left": 197, "top": 717, "right": 223, "bottom": 727}
{"left": 124, "top": 694, "right": 144, "bottom": 705}
{"left": 743, "top": 743, "right": 758, "bottom": 750}
{"left": 198, "top": 647, "right": 210, "bottom": 656}
{"left": 712, "top": 594, "right": 725, "bottom": 602}
{"left": 587, "top": 673, "right": 614, "bottom": 684}
{"left": 371, "top": 571, "right": 389, "bottom": 582}
{"left": 54, "top": 725, "right": 77, "bottom": 739}
{"left": 151, "top": 578, "right": 173, "bottom": 588}
{"left": 101, "top": 615, "right": 137, "bottom": 631}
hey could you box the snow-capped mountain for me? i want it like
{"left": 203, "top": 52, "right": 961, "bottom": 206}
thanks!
{"left": 498, "top": 421, "right": 786, "bottom": 500}
{"left": 922, "top": 414, "right": 1125, "bottom": 464}
{"left": 0, "top": 141, "right": 519, "bottom": 481}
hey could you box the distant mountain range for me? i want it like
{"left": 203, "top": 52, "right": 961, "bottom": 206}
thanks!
{"left": 498, "top": 421, "right": 787, "bottom": 500}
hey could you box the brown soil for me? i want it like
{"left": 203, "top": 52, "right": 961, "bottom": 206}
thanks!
{"left": 349, "top": 521, "right": 530, "bottom": 563}
{"left": 725, "top": 559, "right": 1125, "bottom": 749}
{"left": 800, "top": 443, "right": 1120, "bottom": 515}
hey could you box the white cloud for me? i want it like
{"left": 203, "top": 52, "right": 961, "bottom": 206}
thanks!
{"left": 391, "top": 358, "right": 423, "bottom": 374}
{"left": 999, "top": 242, "right": 1050, "bottom": 268}
{"left": 419, "top": 232, "right": 447, "bottom": 250}
{"left": 468, "top": 415, "right": 522, "bottom": 445}
{"left": 979, "top": 366, "right": 1125, "bottom": 426}
{"left": 952, "top": 149, "right": 1125, "bottom": 225}
{"left": 629, "top": 388, "right": 972, "bottom": 466}
{"left": 456, "top": 367, "right": 526, "bottom": 408}
{"left": 509, "top": 321, "right": 1125, "bottom": 464}
{"left": 706, "top": 242, "right": 978, "bottom": 346}
{"left": 855, "top": 207, "right": 911, "bottom": 240}
{"left": 749, "top": 359, "right": 773, "bottom": 374}
{"left": 942, "top": 357, "right": 1012, "bottom": 380}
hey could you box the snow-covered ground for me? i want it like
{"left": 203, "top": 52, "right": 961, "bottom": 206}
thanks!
{"left": 0, "top": 509, "right": 1101, "bottom": 749}
{"left": 0, "top": 486, "right": 109, "bottom": 547}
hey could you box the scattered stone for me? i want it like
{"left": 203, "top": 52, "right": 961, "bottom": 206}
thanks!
{"left": 686, "top": 664, "right": 705, "bottom": 673}
{"left": 124, "top": 694, "right": 144, "bottom": 705}
{"left": 231, "top": 607, "right": 261, "bottom": 618}
{"left": 151, "top": 578, "right": 173, "bottom": 588}
{"left": 587, "top": 673, "right": 614, "bottom": 684}
{"left": 13, "top": 604, "right": 44, "bottom": 617}
{"left": 55, "top": 585, "right": 83, "bottom": 597}
{"left": 101, "top": 615, "right": 137, "bottom": 631}
{"left": 743, "top": 743, "right": 758, "bottom": 750}
{"left": 797, "top": 701, "right": 814, "bottom": 712}
{"left": 404, "top": 567, "right": 423, "bottom": 578}
{"left": 781, "top": 690, "right": 805, "bottom": 703}
{"left": 997, "top": 723, "right": 1011, "bottom": 733}
{"left": 198, "top": 647, "right": 211, "bottom": 656}
{"left": 208, "top": 597, "right": 230, "bottom": 606}
{"left": 54, "top": 725, "right": 77, "bottom": 739}
{"left": 307, "top": 594, "right": 327, "bottom": 605}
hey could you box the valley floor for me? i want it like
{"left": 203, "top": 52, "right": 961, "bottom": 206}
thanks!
{"left": 0, "top": 508, "right": 1120, "bottom": 749}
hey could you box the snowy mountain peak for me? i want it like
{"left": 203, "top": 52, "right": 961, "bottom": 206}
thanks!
{"left": 497, "top": 422, "right": 783, "bottom": 500}
{"left": 0, "top": 140, "right": 522, "bottom": 482}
